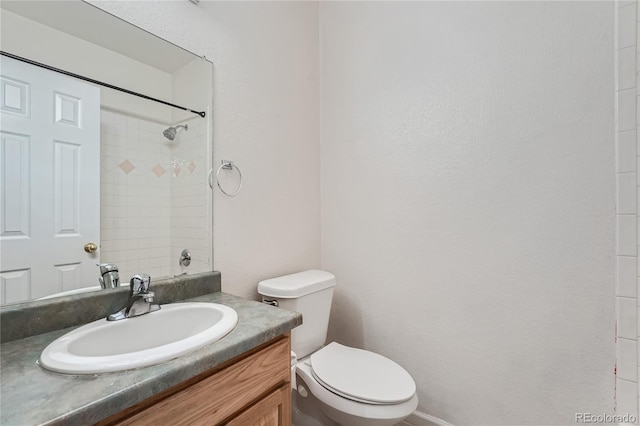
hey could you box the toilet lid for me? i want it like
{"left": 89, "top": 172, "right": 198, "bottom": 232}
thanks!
{"left": 310, "top": 342, "right": 416, "bottom": 404}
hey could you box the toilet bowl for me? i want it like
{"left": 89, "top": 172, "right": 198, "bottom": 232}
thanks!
{"left": 258, "top": 270, "right": 418, "bottom": 426}
{"left": 293, "top": 343, "right": 418, "bottom": 426}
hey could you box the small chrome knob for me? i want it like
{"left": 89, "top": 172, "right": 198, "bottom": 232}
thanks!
{"left": 179, "top": 249, "right": 191, "bottom": 267}
{"left": 97, "top": 263, "right": 119, "bottom": 289}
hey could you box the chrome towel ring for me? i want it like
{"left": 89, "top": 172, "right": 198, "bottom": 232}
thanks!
{"left": 211, "top": 160, "right": 243, "bottom": 196}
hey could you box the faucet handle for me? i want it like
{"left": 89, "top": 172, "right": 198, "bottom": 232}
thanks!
{"left": 130, "top": 273, "right": 151, "bottom": 295}
{"left": 97, "top": 263, "right": 120, "bottom": 289}
{"left": 97, "top": 263, "right": 119, "bottom": 273}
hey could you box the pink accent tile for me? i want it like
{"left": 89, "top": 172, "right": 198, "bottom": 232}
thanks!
{"left": 173, "top": 165, "right": 181, "bottom": 177}
{"left": 118, "top": 159, "right": 135, "bottom": 174}
{"left": 188, "top": 160, "right": 197, "bottom": 174}
{"left": 152, "top": 164, "right": 166, "bottom": 177}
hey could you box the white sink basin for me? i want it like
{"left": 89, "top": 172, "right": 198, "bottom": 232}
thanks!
{"left": 39, "top": 302, "right": 238, "bottom": 375}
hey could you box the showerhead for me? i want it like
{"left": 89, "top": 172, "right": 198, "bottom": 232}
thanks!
{"left": 162, "top": 124, "right": 188, "bottom": 141}
{"left": 163, "top": 127, "right": 176, "bottom": 140}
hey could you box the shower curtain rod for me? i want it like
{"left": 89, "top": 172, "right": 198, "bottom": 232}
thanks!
{"left": 0, "top": 51, "right": 206, "bottom": 118}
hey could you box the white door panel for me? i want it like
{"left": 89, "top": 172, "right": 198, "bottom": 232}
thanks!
{"left": 0, "top": 56, "right": 100, "bottom": 303}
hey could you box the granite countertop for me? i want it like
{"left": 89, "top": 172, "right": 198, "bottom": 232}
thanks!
{"left": 0, "top": 292, "right": 302, "bottom": 426}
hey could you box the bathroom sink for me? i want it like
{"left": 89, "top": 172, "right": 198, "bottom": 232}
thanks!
{"left": 39, "top": 302, "right": 238, "bottom": 375}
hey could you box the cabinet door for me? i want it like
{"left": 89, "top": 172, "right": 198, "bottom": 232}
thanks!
{"left": 226, "top": 385, "right": 290, "bottom": 426}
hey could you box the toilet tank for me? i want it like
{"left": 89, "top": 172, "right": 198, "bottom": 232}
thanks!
{"left": 258, "top": 270, "right": 335, "bottom": 359}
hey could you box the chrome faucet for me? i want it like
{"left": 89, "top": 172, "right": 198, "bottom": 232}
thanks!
{"left": 107, "top": 273, "right": 160, "bottom": 321}
{"left": 97, "top": 263, "right": 120, "bottom": 289}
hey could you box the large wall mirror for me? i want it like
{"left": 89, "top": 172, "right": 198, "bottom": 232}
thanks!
{"left": 0, "top": 1, "right": 213, "bottom": 305}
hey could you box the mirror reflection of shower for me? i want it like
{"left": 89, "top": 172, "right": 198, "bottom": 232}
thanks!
{"left": 163, "top": 124, "right": 188, "bottom": 141}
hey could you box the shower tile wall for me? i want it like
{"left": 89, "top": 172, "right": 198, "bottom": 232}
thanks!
{"left": 169, "top": 118, "right": 210, "bottom": 276}
{"left": 100, "top": 109, "right": 211, "bottom": 284}
{"left": 616, "top": 0, "right": 640, "bottom": 419}
{"left": 100, "top": 109, "right": 172, "bottom": 282}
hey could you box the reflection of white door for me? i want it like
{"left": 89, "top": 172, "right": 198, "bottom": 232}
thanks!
{"left": 0, "top": 56, "right": 100, "bottom": 303}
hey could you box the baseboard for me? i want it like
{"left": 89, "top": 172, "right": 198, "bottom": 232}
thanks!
{"left": 401, "top": 410, "right": 455, "bottom": 426}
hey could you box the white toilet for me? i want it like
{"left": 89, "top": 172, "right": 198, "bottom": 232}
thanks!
{"left": 258, "top": 270, "right": 418, "bottom": 426}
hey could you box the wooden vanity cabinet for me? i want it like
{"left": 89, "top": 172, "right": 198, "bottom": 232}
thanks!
{"left": 98, "top": 334, "right": 291, "bottom": 426}
{"left": 226, "top": 385, "right": 290, "bottom": 426}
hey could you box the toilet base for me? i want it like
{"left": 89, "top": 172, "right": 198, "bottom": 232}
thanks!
{"left": 292, "top": 388, "right": 336, "bottom": 426}
{"left": 293, "top": 370, "right": 415, "bottom": 426}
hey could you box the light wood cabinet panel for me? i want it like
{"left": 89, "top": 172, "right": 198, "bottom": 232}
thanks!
{"left": 226, "top": 385, "right": 290, "bottom": 426}
{"left": 101, "top": 335, "right": 291, "bottom": 426}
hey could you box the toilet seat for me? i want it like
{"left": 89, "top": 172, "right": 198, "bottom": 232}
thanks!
{"left": 295, "top": 356, "right": 419, "bottom": 424}
{"left": 309, "top": 342, "right": 416, "bottom": 405}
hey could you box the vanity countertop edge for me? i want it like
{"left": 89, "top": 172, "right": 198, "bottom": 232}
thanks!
{"left": 0, "top": 291, "right": 302, "bottom": 426}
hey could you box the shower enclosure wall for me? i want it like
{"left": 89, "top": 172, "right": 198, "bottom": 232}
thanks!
{"left": 100, "top": 110, "right": 209, "bottom": 282}
{"left": 615, "top": 0, "right": 640, "bottom": 419}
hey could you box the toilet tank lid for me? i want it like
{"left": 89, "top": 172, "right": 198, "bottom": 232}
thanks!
{"left": 258, "top": 270, "right": 336, "bottom": 298}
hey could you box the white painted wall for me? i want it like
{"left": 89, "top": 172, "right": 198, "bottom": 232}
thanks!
{"left": 90, "top": 1, "right": 321, "bottom": 299}
{"left": 89, "top": 1, "right": 616, "bottom": 424}
{"left": 320, "top": 2, "right": 615, "bottom": 425}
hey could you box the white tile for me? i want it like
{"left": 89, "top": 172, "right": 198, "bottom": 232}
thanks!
{"left": 618, "top": 378, "right": 639, "bottom": 417}
{"left": 100, "top": 241, "right": 115, "bottom": 252}
{"left": 619, "top": 298, "right": 638, "bottom": 339}
{"left": 618, "top": 173, "right": 638, "bottom": 214}
{"left": 618, "top": 130, "right": 637, "bottom": 172}
{"left": 113, "top": 228, "right": 127, "bottom": 240}
{"left": 619, "top": 47, "right": 637, "bottom": 90}
{"left": 619, "top": 4, "right": 637, "bottom": 49}
{"left": 100, "top": 108, "right": 114, "bottom": 123}
{"left": 113, "top": 123, "right": 127, "bottom": 138}
{"left": 635, "top": 216, "right": 639, "bottom": 252}
{"left": 126, "top": 115, "right": 140, "bottom": 130}
{"left": 619, "top": 215, "right": 638, "bottom": 256}
{"left": 618, "top": 338, "right": 638, "bottom": 381}
{"left": 101, "top": 204, "right": 117, "bottom": 220}
{"left": 619, "top": 89, "right": 636, "bottom": 131}
{"left": 101, "top": 195, "right": 115, "bottom": 209}
{"left": 124, "top": 239, "right": 139, "bottom": 250}
{"left": 619, "top": 0, "right": 636, "bottom": 9}
{"left": 619, "top": 256, "right": 638, "bottom": 298}
{"left": 112, "top": 111, "right": 127, "bottom": 126}
{"left": 636, "top": 96, "right": 640, "bottom": 129}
